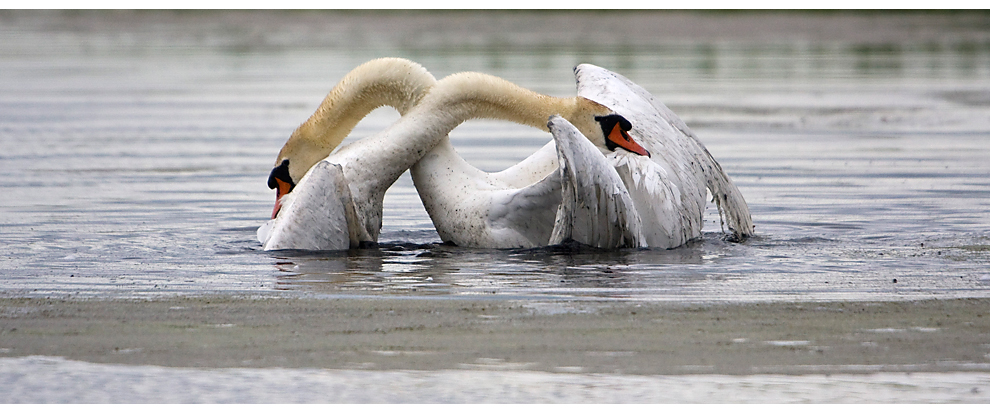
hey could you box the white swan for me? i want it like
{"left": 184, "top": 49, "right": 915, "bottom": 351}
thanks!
{"left": 259, "top": 58, "right": 437, "bottom": 250}
{"left": 260, "top": 59, "right": 753, "bottom": 251}
{"left": 411, "top": 63, "right": 754, "bottom": 249}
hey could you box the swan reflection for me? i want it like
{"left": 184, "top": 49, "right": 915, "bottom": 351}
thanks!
{"left": 268, "top": 234, "right": 734, "bottom": 299}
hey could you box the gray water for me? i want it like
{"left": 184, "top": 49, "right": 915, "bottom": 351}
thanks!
{"left": 3, "top": 10, "right": 990, "bottom": 302}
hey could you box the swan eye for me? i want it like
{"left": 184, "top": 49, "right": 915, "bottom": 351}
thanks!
{"left": 595, "top": 114, "right": 650, "bottom": 157}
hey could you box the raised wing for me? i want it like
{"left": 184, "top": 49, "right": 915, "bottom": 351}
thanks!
{"left": 574, "top": 64, "right": 754, "bottom": 240}
{"left": 547, "top": 116, "right": 645, "bottom": 249}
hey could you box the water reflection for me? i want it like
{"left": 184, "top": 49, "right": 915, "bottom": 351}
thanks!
{"left": 268, "top": 235, "right": 739, "bottom": 300}
{"left": 262, "top": 221, "right": 990, "bottom": 302}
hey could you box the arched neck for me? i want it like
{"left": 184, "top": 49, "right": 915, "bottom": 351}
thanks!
{"left": 412, "top": 71, "right": 609, "bottom": 140}
{"left": 277, "top": 58, "right": 436, "bottom": 181}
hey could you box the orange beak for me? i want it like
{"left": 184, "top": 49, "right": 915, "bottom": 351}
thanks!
{"left": 607, "top": 123, "right": 650, "bottom": 157}
{"left": 271, "top": 177, "right": 292, "bottom": 219}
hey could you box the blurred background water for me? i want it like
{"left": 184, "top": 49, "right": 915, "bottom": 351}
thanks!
{"left": 2, "top": 10, "right": 990, "bottom": 302}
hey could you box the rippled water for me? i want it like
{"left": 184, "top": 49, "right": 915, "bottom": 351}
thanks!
{"left": 2, "top": 11, "right": 990, "bottom": 302}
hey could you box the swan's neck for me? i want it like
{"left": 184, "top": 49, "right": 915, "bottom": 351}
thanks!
{"left": 418, "top": 72, "right": 610, "bottom": 140}
{"left": 277, "top": 58, "right": 436, "bottom": 181}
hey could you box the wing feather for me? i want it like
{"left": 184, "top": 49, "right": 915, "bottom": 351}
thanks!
{"left": 485, "top": 166, "right": 562, "bottom": 248}
{"left": 547, "top": 116, "right": 645, "bottom": 249}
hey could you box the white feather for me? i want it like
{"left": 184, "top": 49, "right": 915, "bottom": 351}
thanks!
{"left": 260, "top": 161, "right": 354, "bottom": 251}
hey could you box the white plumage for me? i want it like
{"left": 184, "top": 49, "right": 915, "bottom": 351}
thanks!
{"left": 574, "top": 64, "right": 754, "bottom": 243}
{"left": 259, "top": 59, "right": 753, "bottom": 251}
{"left": 547, "top": 115, "right": 644, "bottom": 249}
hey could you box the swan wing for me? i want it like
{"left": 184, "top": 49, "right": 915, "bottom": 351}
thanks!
{"left": 574, "top": 64, "right": 754, "bottom": 240}
{"left": 261, "top": 161, "right": 357, "bottom": 251}
{"left": 547, "top": 116, "right": 645, "bottom": 249}
{"left": 608, "top": 152, "right": 695, "bottom": 248}
{"left": 483, "top": 140, "right": 565, "bottom": 248}
{"left": 485, "top": 169, "right": 562, "bottom": 248}
{"left": 412, "top": 137, "right": 561, "bottom": 249}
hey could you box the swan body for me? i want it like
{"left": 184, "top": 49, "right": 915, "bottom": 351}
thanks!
{"left": 412, "top": 64, "right": 753, "bottom": 249}
{"left": 411, "top": 138, "right": 563, "bottom": 248}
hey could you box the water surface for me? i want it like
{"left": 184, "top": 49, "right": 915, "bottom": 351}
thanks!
{"left": 2, "top": 10, "right": 990, "bottom": 302}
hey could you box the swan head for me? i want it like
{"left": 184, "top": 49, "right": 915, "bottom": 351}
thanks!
{"left": 594, "top": 114, "right": 650, "bottom": 157}
{"left": 267, "top": 158, "right": 295, "bottom": 219}
{"left": 267, "top": 124, "right": 333, "bottom": 218}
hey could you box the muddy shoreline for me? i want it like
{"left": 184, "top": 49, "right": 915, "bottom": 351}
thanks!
{"left": 2, "top": 296, "right": 988, "bottom": 376}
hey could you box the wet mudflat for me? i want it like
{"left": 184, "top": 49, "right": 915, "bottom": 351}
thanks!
{"left": 2, "top": 296, "right": 990, "bottom": 403}
{"left": 2, "top": 297, "right": 989, "bottom": 375}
